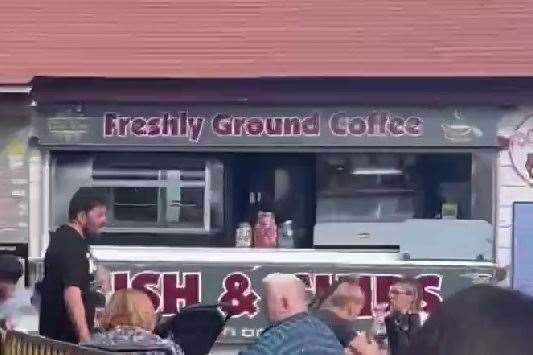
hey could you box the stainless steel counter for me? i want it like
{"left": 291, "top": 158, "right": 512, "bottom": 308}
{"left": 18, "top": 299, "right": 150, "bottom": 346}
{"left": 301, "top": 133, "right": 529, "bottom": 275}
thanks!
{"left": 90, "top": 246, "right": 494, "bottom": 267}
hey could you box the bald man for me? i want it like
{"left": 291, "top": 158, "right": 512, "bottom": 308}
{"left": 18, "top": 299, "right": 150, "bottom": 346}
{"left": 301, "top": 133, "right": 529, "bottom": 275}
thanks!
{"left": 239, "top": 273, "right": 344, "bottom": 355}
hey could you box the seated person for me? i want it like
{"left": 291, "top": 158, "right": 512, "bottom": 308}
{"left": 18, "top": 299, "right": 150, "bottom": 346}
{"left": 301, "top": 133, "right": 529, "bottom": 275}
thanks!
{"left": 386, "top": 278, "right": 427, "bottom": 355}
{"left": 239, "top": 273, "right": 344, "bottom": 355}
{"left": 83, "top": 289, "right": 183, "bottom": 355}
{"left": 407, "top": 285, "right": 533, "bottom": 355}
{"left": 313, "top": 276, "right": 365, "bottom": 347}
{"left": 313, "top": 276, "right": 379, "bottom": 355}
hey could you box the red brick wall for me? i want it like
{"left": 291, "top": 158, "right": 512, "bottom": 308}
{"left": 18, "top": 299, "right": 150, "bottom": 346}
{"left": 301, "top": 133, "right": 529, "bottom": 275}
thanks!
{"left": 1, "top": 0, "right": 533, "bottom": 83}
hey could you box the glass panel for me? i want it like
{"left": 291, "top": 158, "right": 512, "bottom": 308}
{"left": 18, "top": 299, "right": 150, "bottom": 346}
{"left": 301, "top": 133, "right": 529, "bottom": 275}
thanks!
{"left": 317, "top": 154, "right": 417, "bottom": 223}
{"left": 165, "top": 187, "right": 204, "bottom": 227}
{"left": 51, "top": 152, "right": 225, "bottom": 237}
{"left": 317, "top": 195, "right": 415, "bottom": 223}
{"left": 316, "top": 153, "right": 490, "bottom": 223}
{"left": 107, "top": 185, "right": 207, "bottom": 228}
{"left": 113, "top": 187, "right": 158, "bottom": 222}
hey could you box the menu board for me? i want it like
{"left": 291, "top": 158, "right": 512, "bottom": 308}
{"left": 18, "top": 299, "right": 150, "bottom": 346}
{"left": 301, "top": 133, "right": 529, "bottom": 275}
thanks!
{"left": 0, "top": 119, "right": 30, "bottom": 243}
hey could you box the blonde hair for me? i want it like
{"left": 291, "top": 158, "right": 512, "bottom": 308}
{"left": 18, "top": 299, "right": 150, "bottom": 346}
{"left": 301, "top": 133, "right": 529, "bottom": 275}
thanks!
{"left": 100, "top": 289, "right": 156, "bottom": 331}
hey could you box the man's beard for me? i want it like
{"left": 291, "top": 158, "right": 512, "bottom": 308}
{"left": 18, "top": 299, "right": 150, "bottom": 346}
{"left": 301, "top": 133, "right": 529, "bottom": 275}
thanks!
{"left": 83, "top": 227, "right": 98, "bottom": 243}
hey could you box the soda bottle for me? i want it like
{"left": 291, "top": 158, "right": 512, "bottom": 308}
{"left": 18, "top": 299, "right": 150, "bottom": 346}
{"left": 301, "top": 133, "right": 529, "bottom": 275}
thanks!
{"left": 253, "top": 211, "right": 278, "bottom": 248}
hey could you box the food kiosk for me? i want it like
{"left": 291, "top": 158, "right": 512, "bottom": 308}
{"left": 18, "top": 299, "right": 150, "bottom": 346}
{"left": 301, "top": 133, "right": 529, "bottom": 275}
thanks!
{"left": 27, "top": 79, "right": 502, "bottom": 344}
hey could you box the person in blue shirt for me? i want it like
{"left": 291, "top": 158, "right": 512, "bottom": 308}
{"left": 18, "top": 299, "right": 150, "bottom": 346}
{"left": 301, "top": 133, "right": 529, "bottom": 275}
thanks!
{"left": 239, "top": 273, "right": 344, "bottom": 355}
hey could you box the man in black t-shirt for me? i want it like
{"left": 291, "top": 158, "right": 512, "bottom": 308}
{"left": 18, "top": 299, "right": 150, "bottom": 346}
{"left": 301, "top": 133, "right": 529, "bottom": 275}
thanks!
{"left": 39, "top": 188, "right": 107, "bottom": 343}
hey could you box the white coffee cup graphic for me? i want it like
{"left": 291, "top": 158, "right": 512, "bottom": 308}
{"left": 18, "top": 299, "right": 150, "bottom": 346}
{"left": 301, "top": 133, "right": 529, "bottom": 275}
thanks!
{"left": 442, "top": 111, "right": 483, "bottom": 143}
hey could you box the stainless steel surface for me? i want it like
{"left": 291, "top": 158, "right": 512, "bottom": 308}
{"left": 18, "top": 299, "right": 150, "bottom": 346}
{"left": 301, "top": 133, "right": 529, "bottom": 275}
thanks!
{"left": 50, "top": 153, "right": 223, "bottom": 234}
{"left": 91, "top": 180, "right": 206, "bottom": 188}
{"left": 90, "top": 247, "right": 400, "bottom": 264}
{"left": 32, "top": 246, "right": 497, "bottom": 266}
{"left": 99, "top": 227, "right": 217, "bottom": 234}
{"left": 204, "top": 161, "right": 211, "bottom": 232}
{"left": 314, "top": 219, "right": 494, "bottom": 261}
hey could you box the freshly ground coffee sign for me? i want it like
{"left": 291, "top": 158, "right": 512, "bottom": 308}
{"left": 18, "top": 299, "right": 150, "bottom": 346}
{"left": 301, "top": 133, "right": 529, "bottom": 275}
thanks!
{"left": 103, "top": 111, "right": 423, "bottom": 142}
{"left": 34, "top": 105, "right": 502, "bottom": 147}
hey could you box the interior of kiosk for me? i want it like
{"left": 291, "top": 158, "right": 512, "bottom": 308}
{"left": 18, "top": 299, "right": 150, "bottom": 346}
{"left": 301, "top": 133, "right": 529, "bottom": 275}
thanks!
{"left": 50, "top": 150, "right": 495, "bottom": 260}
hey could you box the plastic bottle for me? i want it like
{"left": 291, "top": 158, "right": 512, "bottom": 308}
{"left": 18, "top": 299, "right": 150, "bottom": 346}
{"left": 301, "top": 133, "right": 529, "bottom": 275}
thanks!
{"left": 371, "top": 303, "right": 389, "bottom": 351}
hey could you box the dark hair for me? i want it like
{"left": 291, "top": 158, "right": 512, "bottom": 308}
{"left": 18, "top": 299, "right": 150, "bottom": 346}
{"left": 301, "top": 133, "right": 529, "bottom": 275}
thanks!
{"left": 309, "top": 275, "right": 361, "bottom": 310}
{"left": 68, "top": 188, "right": 107, "bottom": 222}
{"left": 0, "top": 254, "right": 23, "bottom": 284}
{"left": 407, "top": 285, "right": 533, "bottom": 355}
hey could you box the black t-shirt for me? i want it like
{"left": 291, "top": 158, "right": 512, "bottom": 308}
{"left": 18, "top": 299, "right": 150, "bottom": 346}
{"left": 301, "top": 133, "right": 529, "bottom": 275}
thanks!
{"left": 312, "top": 309, "right": 357, "bottom": 347}
{"left": 39, "top": 225, "right": 95, "bottom": 343}
{"left": 385, "top": 312, "right": 422, "bottom": 355}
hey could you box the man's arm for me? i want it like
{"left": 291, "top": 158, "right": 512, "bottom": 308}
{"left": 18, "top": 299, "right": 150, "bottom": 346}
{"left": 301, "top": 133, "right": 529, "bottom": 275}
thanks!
{"left": 64, "top": 286, "right": 90, "bottom": 343}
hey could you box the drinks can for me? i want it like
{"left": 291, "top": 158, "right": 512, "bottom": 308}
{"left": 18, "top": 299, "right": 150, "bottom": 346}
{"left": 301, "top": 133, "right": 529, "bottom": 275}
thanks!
{"left": 235, "top": 222, "right": 252, "bottom": 248}
{"left": 278, "top": 220, "right": 295, "bottom": 248}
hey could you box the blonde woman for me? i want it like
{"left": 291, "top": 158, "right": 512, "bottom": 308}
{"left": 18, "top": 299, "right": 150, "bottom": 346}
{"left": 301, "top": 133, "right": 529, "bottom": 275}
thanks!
{"left": 84, "top": 289, "right": 183, "bottom": 355}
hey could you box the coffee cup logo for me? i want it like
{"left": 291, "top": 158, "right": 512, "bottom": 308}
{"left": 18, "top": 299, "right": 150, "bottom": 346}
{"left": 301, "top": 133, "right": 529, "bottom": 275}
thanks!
{"left": 442, "top": 110, "right": 483, "bottom": 143}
